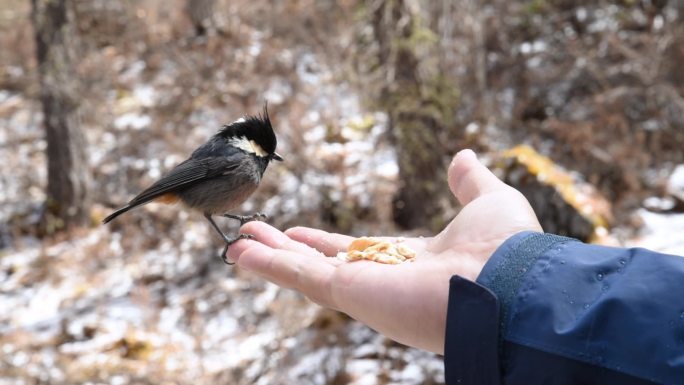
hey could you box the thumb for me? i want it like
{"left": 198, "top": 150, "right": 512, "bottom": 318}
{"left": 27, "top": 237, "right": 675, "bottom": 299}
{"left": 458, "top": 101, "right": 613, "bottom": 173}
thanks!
{"left": 448, "top": 149, "right": 509, "bottom": 205}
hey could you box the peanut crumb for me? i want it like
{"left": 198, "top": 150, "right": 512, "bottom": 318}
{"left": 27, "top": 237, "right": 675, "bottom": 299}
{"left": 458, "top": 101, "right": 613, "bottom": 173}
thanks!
{"left": 336, "top": 237, "right": 417, "bottom": 264}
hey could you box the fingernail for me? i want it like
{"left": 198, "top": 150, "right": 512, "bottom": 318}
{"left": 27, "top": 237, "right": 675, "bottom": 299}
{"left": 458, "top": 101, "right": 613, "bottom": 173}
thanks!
{"left": 457, "top": 149, "right": 476, "bottom": 160}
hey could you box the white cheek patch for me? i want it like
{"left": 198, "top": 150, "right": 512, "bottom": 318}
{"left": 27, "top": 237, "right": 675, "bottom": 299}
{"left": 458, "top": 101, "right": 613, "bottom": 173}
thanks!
{"left": 249, "top": 140, "right": 268, "bottom": 157}
{"left": 229, "top": 136, "right": 268, "bottom": 157}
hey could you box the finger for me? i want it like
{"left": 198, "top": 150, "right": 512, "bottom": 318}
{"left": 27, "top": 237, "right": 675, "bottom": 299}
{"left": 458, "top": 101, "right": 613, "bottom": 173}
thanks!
{"left": 226, "top": 237, "right": 259, "bottom": 264}
{"left": 240, "top": 221, "right": 323, "bottom": 257}
{"left": 235, "top": 240, "right": 337, "bottom": 308}
{"left": 224, "top": 222, "right": 287, "bottom": 264}
{"left": 448, "top": 149, "right": 508, "bottom": 205}
{"left": 285, "top": 226, "right": 355, "bottom": 257}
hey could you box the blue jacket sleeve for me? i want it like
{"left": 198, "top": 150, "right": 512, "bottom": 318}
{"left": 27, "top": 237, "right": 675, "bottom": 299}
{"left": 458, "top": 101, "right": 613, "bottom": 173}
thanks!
{"left": 444, "top": 231, "right": 684, "bottom": 385}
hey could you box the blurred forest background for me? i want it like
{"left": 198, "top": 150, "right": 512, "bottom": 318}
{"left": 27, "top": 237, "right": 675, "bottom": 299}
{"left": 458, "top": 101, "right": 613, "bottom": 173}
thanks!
{"left": 1, "top": 0, "right": 684, "bottom": 384}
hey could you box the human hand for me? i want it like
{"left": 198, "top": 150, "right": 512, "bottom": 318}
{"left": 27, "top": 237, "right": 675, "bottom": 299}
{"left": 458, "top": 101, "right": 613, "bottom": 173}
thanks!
{"left": 227, "top": 149, "right": 542, "bottom": 354}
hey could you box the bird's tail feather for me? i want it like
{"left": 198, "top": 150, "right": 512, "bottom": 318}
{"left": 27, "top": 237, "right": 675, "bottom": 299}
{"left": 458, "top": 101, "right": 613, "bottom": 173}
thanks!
{"left": 102, "top": 191, "right": 174, "bottom": 224}
{"left": 102, "top": 205, "right": 133, "bottom": 224}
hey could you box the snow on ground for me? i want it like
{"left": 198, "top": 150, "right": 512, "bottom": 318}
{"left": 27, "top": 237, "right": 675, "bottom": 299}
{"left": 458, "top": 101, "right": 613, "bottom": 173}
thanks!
{"left": 0, "top": 19, "right": 437, "bottom": 385}
{"left": 627, "top": 210, "right": 684, "bottom": 257}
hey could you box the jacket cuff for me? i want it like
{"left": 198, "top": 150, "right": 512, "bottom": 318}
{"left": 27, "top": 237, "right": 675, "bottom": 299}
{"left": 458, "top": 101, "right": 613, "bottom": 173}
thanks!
{"left": 443, "top": 275, "right": 501, "bottom": 385}
{"left": 475, "top": 231, "right": 577, "bottom": 342}
{"left": 443, "top": 232, "right": 576, "bottom": 384}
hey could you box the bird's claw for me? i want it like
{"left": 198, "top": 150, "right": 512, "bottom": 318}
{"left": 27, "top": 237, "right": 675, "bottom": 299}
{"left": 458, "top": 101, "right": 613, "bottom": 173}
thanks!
{"left": 220, "top": 233, "right": 254, "bottom": 265}
{"left": 222, "top": 212, "right": 269, "bottom": 226}
{"left": 252, "top": 212, "right": 268, "bottom": 222}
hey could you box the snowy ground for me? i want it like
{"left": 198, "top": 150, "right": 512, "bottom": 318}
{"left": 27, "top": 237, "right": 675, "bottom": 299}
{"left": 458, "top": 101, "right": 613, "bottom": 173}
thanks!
{"left": 627, "top": 210, "right": 684, "bottom": 257}
{"left": 0, "top": 12, "right": 441, "bottom": 383}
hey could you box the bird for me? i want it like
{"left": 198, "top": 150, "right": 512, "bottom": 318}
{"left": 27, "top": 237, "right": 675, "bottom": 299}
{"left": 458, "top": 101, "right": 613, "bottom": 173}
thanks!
{"left": 103, "top": 106, "right": 283, "bottom": 264}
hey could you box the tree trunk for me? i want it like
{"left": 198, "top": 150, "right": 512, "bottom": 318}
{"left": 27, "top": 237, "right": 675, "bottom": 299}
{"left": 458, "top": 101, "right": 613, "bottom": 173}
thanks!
{"left": 32, "top": 0, "right": 91, "bottom": 230}
{"left": 371, "top": 0, "right": 450, "bottom": 231}
{"left": 185, "top": 0, "right": 217, "bottom": 36}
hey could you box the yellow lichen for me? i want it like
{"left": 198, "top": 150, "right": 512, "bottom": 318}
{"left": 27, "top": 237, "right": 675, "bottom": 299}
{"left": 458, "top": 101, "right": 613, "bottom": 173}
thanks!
{"left": 502, "top": 145, "right": 613, "bottom": 241}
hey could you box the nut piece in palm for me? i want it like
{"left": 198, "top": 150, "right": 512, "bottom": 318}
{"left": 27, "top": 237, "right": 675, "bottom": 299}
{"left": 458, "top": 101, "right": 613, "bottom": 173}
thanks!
{"left": 336, "top": 237, "right": 416, "bottom": 264}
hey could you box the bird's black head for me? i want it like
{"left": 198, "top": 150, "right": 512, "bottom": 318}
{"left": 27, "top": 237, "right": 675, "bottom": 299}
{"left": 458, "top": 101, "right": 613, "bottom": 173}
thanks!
{"left": 216, "top": 105, "right": 283, "bottom": 161}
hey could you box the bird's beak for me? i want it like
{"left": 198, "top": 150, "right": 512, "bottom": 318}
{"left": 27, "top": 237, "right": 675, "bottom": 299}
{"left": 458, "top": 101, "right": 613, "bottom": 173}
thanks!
{"left": 272, "top": 152, "right": 284, "bottom": 162}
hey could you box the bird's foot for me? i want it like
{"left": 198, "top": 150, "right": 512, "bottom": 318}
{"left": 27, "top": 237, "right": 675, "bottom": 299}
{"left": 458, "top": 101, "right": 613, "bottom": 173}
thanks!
{"left": 220, "top": 233, "right": 254, "bottom": 265}
{"left": 222, "top": 212, "right": 268, "bottom": 225}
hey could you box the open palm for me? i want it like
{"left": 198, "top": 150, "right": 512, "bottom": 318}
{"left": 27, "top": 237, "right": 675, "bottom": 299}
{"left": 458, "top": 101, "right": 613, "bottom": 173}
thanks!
{"left": 228, "top": 150, "right": 541, "bottom": 354}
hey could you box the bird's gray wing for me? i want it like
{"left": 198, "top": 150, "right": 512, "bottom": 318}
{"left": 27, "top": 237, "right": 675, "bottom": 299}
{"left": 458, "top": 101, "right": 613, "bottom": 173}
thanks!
{"left": 127, "top": 155, "right": 240, "bottom": 206}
